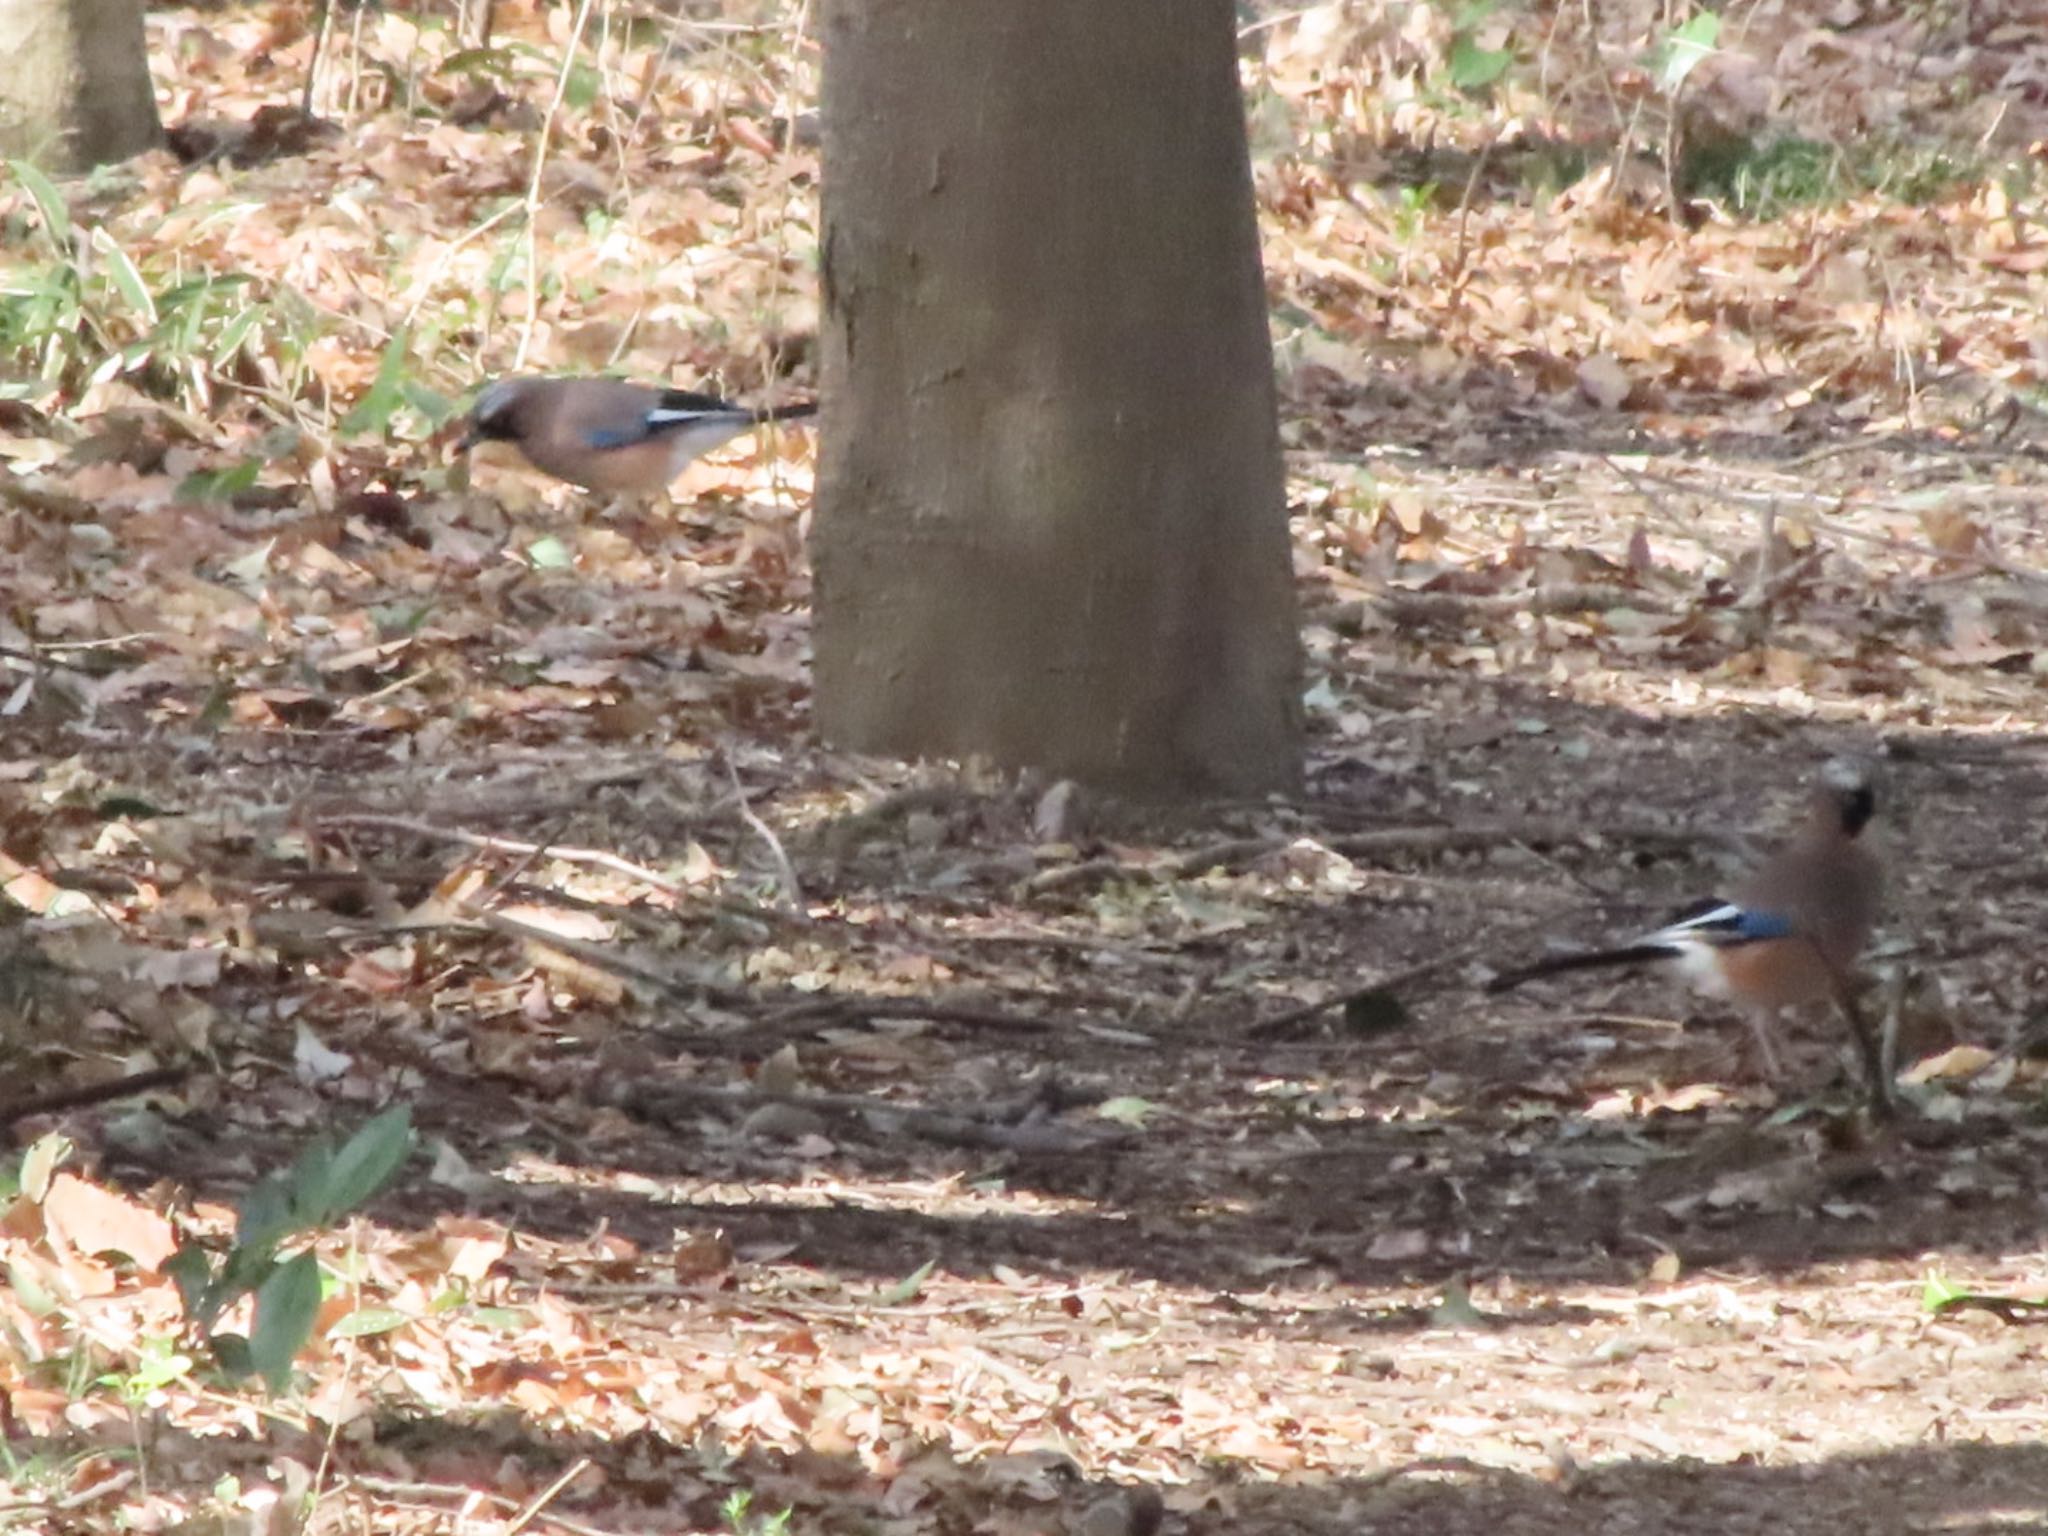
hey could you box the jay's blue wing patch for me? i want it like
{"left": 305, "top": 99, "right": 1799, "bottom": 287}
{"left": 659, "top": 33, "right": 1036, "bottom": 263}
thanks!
{"left": 584, "top": 404, "right": 744, "bottom": 447}
{"left": 582, "top": 422, "right": 658, "bottom": 449}
{"left": 1652, "top": 902, "right": 1795, "bottom": 947}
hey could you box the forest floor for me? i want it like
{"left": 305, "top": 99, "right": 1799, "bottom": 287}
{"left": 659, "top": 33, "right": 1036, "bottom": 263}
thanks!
{"left": 6, "top": 1, "right": 2048, "bottom": 1532}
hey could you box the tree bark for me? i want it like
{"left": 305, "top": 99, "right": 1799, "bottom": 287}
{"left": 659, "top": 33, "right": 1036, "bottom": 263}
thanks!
{"left": 814, "top": 0, "right": 1302, "bottom": 799}
{"left": 0, "top": 0, "right": 161, "bottom": 171}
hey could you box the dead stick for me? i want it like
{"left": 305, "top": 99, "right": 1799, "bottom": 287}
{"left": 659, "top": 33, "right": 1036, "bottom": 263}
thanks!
{"left": 316, "top": 813, "right": 689, "bottom": 896}
{"left": 722, "top": 749, "right": 803, "bottom": 912}
{"left": 1242, "top": 939, "right": 1490, "bottom": 1038}
{"left": 0, "top": 1066, "right": 189, "bottom": 1128}
{"left": 1027, "top": 818, "right": 1716, "bottom": 895}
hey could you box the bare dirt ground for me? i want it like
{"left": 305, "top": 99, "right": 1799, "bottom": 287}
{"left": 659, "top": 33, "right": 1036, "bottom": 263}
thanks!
{"left": 7, "top": 2, "right": 2048, "bottom": 1533}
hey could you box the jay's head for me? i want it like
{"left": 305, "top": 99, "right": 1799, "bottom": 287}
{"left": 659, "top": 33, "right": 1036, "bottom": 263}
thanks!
{"left": 456, "top": 379, "right": 533, "bottom": 452}
{"left": 1816, "top": 756, "right": 1877, "bottom": 839}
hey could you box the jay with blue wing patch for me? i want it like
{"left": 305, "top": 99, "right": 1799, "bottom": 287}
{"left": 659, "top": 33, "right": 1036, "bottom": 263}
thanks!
{"left": 1488, "top": 757, "right": 1889, "bottom": 1107}
{"left": 457, "top": 376, "right": 816, "bottom": 494}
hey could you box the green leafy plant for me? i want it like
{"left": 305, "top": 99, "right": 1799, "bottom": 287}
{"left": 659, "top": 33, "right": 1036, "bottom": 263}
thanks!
{"left": 1922, "top": 1269, "right": 2048, "bottom": 1322}
{"left": 1679, "top": 133, "right": 1842, "bottom": 217}
{"left": 1391, "top": 182, "right": 1439, "bottom": 243}
{"left": 1444, "top": 2, "right": 1516, "bottom": 96}
{"left": 0, "top": 161, "right": 323, "bottom": 413}
{"left": 99, "top": 1334, "right": 196, "bottom": 1405}
{"left": 165, "top": 1104, "right": 414, "bottom": 1391}
{"left": 1679, "top": 132, "right": 1988, "bottom": 220}
{"left": 721, "top": 1489, "right": 793, "bottom": 1536}
{"left": 1651, "top": 10, "right": 1720, "bottom": 94}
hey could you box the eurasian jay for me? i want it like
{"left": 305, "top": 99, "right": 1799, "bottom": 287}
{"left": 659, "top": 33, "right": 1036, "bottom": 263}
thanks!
{"left": 1487, "top": 758, "right": 1889, "bottom": 1106}
{"left": 456, "top": 376, "right": 817, "bottom": 494}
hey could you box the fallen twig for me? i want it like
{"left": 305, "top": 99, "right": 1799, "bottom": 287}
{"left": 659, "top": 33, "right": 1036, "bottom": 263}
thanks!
{"left": 505, "top": 1455, "right": 593, "bottom": 1536}
{"left": 0, "top": 1066, "right": 190, "bottom": 1128}
{"left": 722, "top": 748, "right": 804, "bottom": 912}
{"left": 1240, "top": 938, "right": 1493, "bottom": 1038}
{"left": 1353, "top": 582, "right": 1675, "bottom": 629}
{"left": 624, "top": 1080, "right": 1130, "bottom": 1155}
{"left": 1025, "top": 818, "right": 1715, "bottom": 895}
{"left": 314, "top": 811, "right": 690, "bottom": 896}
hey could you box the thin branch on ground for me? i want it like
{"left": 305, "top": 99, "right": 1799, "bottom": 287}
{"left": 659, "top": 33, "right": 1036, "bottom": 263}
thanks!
{"left": 313, "top": 812, "right": 690, "bottom": 896}
{"left": 1025, "top": 818, "right": 1718, "bottom": 896}
{"left": 505, "top": 1455, "right": 594, "bottom": 1536}
{"left": 723, "top": 748, "right": 804, "bottom": 911}
{"left": 622, "top": 1079, "right": 1129, "bottom": 1155}
{"left": 0, "top": 1066, "right": 190, "bottom": 1128}
{"left": 1239, "top": 938, "right": 1493, "bottom": 1039}
{"left": 1359, "top": 582, "right": 1676, "bottom": 628}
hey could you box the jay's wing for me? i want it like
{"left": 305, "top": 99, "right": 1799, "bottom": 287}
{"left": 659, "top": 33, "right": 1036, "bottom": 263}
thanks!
{"left": 576, "top": 390, "right": 742, "bottom": 450}
{"left": 1645, "top": 900, "right": 1796, "bottom": 950}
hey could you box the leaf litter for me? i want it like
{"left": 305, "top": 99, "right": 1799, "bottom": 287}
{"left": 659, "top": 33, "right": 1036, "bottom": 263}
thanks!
{"left": 6, "top": 0, "right": 2048, "bottom": 1532}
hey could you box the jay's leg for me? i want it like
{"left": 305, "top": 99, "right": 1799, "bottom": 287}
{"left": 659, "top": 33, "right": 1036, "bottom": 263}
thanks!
{"left": 1741, "top": 1008, "right": 1788, "bottom": 1085}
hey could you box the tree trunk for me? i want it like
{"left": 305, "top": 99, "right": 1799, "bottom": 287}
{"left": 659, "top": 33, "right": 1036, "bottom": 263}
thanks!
{"left": 814, "top": 0, "right": 1302, "bottom": 799}
{"left": 0, "top": 0, "right": 161, "bottom": 171}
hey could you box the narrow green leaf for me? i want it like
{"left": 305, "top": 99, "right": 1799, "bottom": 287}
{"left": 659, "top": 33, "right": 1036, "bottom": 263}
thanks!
{"left": 1655, "top": 11, "right": 1720, "bottom": 92}
{"left": 401, "top": 380, "right": 458, "bottom": 424}
{"left": 212, "top": 304, "right": 267, "bottom": 365}
{"left": 236, "top": 1171, "right": 297, "bottom": 1252}
{"left": 20, "top": 1133, "right": 70, "bottom": 1201}
{"left": 217, "top": 1231, "right": 285, "bottom": 1307}
{"left": 525, "top": 534, "right": 574, "bottom": 570}
{"left": 329, "top": 1306, "right": 409, "bottom": 1339}
{"left": 1430, "top": 1277, "right": 1492, "bottom": 1330}
{"left": 873, "top": 1259, "right": 936, "bottom": 1307}
{"left": 287, "top": 1133, "right": 340, "bottom": 1227}
{"left": 126, "top": 1337, "right": 195, "bottom": 1392}
{"left": 8, "top": 160, "right": 71, "bottom": 244}
{"left": 338, "top": 326, "right": 412, "bottom": 436}
{"left": 437, "top": 45, "right": 518, "bottom": 80}
{"left": 563, "top": 63, "right": 602, "bottom": 111}
{"left": 177, "top": 458, "right": 264, "bottom": 504}
{"left": 317, "top": 1105, "right": 414, "bottom": 1216}
{"left": 1447, "top": 35, "right": 1514, "bottom": 92}
{"left": 1096, "top": 1095, "right": 1159, "bottom": 1129}
{"left": 90, "top": 228, "right": 157, "bottom": 324}
{"left": 163, "top": 1244, "right": 218, "bottom": 1324}
{"left": 209, "top": 1331, "right": 255, "bottom": 1379}
{"left": 1922, "top": 1271, "right": 1967, "bottom": 1311}
{"left": 249, "top": 1250, "right": 323, "bottom": 1391}
{"left": 6, "top": 1258, "right": 59, "bottom": 1318}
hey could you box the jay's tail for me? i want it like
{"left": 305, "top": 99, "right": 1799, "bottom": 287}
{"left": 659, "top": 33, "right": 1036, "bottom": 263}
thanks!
{"left": 1485, "top": 942, "right": 1685, "bottom": 993}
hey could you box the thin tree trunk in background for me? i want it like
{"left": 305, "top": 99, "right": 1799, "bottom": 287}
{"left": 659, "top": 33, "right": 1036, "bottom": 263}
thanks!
{"left": 0, "top": 0, "right": 161, "bottom": 171}
{"left": 814, "top": 0, "right": 1303, "bottom": 799}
